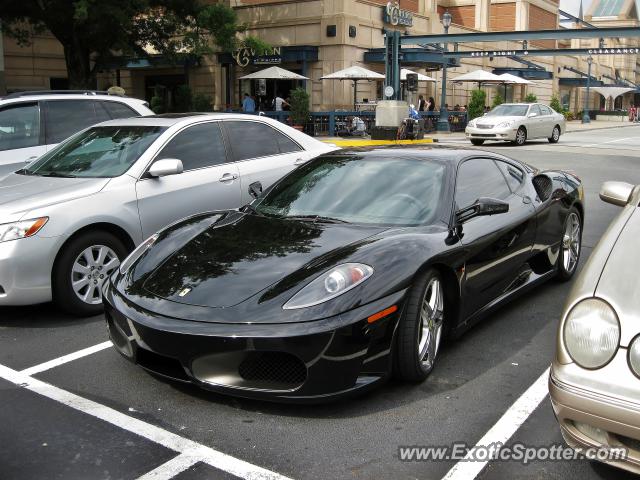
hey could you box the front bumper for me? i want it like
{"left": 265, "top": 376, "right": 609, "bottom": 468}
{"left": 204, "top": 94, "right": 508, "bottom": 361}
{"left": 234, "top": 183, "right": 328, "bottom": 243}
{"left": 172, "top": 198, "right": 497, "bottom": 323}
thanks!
{"left": 465, "top": 125, "right": 517, "bottom": 141}
{"left": 0, "top": 235, "right": 62, "bottom": 306}
{"left": 549, "top": 354, "right": 640, "bottom": 474}
{"left": 103, "top": 284, "right": 406, "bottom": 403}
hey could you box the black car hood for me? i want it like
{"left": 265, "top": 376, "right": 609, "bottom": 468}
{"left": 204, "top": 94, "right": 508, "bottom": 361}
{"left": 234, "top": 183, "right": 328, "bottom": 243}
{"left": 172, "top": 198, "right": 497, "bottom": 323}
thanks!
{"left": 141, "top": 214, "right": 388, "bottom": 308}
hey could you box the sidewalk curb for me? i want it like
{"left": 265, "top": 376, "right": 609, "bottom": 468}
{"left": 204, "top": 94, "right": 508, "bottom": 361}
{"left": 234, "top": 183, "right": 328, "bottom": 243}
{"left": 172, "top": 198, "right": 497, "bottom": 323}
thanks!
{"left": 564, "top": 123, "right": 639, "bottom": 133}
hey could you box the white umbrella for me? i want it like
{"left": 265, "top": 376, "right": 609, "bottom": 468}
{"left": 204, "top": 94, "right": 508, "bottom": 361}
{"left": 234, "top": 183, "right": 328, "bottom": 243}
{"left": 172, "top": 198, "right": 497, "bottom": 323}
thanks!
{"left": 321, "top": 66, "right": 385, "bottom": 109}
{"left": 451, "top": 69, "right": 505, "bottom": 84}
{"left": 497, "top": 73, "right": 533, "bottom": 85}
{"left": 238, "top": 66, "right": 309, "bottom": 80}
{"left": 590, "top": 86, "right": 635, "bottom": 111}
{"left": 400, "top": 68, "right": 435, "bottom": 82}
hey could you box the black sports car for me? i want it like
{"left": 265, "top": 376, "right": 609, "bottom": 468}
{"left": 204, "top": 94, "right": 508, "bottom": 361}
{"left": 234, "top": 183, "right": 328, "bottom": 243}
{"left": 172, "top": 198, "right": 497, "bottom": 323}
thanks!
{"left": 104, "top": 148, "right": 584, "bottom": 402}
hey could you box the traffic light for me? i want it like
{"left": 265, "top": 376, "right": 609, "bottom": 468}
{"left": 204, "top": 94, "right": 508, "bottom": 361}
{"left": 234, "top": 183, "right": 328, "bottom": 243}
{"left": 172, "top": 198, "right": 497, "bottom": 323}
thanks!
{"left": 406, "top": 73, "right": 418, "bottom": 92}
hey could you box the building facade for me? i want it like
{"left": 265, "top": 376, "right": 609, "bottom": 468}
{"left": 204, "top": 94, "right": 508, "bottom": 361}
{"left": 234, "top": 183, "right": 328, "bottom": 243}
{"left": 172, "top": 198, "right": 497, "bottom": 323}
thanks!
{"left": 1, "top": 0, "right": 638, "bottom": 113}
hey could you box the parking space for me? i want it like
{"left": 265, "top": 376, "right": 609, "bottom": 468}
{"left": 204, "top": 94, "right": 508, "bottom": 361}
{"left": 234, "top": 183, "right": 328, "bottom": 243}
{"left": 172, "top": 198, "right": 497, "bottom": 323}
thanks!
{"left": 2, "top": 127, "right": 640, "bottom": 480}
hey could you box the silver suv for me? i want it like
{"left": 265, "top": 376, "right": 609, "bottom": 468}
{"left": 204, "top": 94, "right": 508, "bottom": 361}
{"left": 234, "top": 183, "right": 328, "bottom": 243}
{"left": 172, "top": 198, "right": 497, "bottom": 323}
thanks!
{"left": 0, "top": 90, "right": 152, "bottom": 177}
{"left": 0, "top": 113, "right": 335, "bottom": 315}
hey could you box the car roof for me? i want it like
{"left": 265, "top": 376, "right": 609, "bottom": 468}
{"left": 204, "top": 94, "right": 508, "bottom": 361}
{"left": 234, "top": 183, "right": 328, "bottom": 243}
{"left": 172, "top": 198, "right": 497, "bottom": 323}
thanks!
{"left": 93, "top": 112, "right": 282, "bottom": 127}
{"left": 0, "top": 92, "right": 147, "bottom": 105}
{"left": 322, "top": 146, "right": 517, "bottom": 165}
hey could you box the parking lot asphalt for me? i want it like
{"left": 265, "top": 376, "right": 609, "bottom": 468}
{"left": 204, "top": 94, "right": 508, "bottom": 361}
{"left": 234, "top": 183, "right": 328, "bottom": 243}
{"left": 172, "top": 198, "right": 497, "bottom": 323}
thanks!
{"left": 2, "top": 126, "right": 640, "bottom": 480}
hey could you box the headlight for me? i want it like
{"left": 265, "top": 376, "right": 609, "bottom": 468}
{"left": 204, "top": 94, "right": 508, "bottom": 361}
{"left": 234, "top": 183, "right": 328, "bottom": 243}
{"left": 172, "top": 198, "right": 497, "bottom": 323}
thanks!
{"left": 119, "top": 233, "right": 159, "bottom": 274}
{"left": 0, "top": 217, "right": 48, "bottom": 243}
{"left": 283, "top": 263, "right": 373, "bottom": 309}
{"left": 628, "top": 336, "right": 640, "bottom": 378}
{"left": 467, "top": 119, "right": 477, "bottom": 128}
{"left": 496, "top": 120, "right": 515, "bottom": 128}
{"left": 563, "top": 298, "right": 620, "bottom": 369}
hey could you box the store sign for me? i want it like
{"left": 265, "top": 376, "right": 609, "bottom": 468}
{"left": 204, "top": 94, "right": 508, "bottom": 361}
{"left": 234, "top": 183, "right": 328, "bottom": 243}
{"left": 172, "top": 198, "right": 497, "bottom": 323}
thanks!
{"left": 383, "top": 2, "right": 413, "bottom": 27}
{"left": 233, "top": 47, "right": 282, "bottom": 67}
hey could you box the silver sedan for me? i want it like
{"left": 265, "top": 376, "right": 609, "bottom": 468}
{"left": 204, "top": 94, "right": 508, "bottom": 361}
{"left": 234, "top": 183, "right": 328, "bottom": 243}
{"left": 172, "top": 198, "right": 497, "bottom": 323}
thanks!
{"left": 465, "top": 103, "right": 566, "bottom": 146}
{"left": 0, "top": 113, "right": 336, "bottom": 315}
{"left": 550, "top": 181, "right": 640, "bottom": 474}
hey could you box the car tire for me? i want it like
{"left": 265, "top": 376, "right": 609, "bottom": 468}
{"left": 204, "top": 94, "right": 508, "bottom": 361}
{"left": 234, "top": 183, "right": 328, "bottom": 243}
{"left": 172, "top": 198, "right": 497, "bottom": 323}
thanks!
{"left": 513, "top": 127, "right": 527, "bottom": 146}
{"left": 556, "top": 208, "right": 582, "bottom": 282}
{"left": 470, "top": 139, "right": 485, "bottom": 146}
{"left": 394, "top": 269, "right": 445, "bottom": 382}
{"left": 548, "top": 125, "right": 561, "bottom": 143}
{"left": 53, "top": 231, "right": 127, "bottom": 316}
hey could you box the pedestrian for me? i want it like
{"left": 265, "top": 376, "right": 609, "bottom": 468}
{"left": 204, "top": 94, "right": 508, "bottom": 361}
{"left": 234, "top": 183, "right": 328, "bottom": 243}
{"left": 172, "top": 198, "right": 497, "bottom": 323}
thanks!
{"left": 242, "top": 93, "right": 256, "bottom": 113}
{"left": 273, "top": 93, "right": 289, "bottom": 111}
{"left": 418, "top": 95, "right": 426, "bottom": 111}
{"left": 629, "top": 104, "right": 635, "bottom": 122}
{"left": 428, "top": 97, "right": 436, "bottom": 111}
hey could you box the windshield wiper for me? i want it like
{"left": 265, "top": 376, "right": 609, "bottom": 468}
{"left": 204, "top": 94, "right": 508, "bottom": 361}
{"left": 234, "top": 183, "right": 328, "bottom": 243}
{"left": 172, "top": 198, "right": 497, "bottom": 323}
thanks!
{"left": 240, "top": 204, "right": 264, "bottom": 216}
{"left": 40, "top": 172, "right": 76, "bottom": 178}
{"left": 286, "top": 215, "right": 349, "bottom": 224}
{"left": 14, "top": 168, "right": 34, "bottom": 176}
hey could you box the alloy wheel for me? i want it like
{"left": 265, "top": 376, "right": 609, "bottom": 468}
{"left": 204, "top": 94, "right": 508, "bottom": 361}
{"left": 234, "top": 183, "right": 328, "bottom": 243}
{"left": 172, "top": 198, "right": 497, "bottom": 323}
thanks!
{"left": 71, "top": 245, "right": 120, "bottom": 305}
{"left": 516, "top": 128, "right": 526, "bottom": 145}
{"left": 552, "top": 127, "right": 560, "bottom": 141}
{"left": 562, "top": 212, "right": 581, "bottom": 274}
{"left": 417, "top": 277, "right": 444, "bottom": 371}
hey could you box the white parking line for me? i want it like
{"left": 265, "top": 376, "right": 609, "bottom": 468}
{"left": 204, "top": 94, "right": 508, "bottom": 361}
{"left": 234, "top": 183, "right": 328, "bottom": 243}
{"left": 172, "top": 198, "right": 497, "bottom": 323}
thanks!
{"left": 441, "top": 367, "right": 550, "bottom": 480}
{"left": 20, "top": 341, "right": 113, "bottom": 376}
{"left": 136, "top": 452, "right": 200, "bottom": 480}
{"left": 0, "top": 363, "right": 292, "bottom": 480}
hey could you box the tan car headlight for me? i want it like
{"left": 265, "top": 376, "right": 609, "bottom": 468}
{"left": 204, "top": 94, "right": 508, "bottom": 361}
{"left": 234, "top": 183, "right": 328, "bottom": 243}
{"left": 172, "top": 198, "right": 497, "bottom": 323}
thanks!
{"left": 628, "top": 336, "right": 640, "bottom": 378}
{"left": 563, "top": 298, "right": 620, "bottom": 369}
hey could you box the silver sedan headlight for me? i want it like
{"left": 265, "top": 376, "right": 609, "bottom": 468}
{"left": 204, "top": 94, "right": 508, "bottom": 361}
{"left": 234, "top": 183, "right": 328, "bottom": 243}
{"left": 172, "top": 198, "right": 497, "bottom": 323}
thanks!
{"left": 467, "top": 119, "right": 477, "bottom": 128}
{"left": 0, "top": 217, "right": 48, "bottom": 243}
{"left": 629, "top": 336, "right": 640, "bottom": 378}
{"left": 563, "top": 298, "right": 620, "bottom": 369}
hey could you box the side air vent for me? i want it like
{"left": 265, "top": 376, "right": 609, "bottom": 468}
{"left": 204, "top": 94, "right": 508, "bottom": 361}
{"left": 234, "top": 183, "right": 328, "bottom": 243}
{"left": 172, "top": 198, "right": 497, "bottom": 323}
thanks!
{"left": 533, "top": 174, "right": 553, "bottom": 202}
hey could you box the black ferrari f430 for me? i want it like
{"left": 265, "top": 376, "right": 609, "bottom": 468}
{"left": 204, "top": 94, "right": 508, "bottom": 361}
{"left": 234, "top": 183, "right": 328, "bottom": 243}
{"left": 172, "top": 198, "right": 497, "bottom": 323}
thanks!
{"left": 104, "top": 148, "right": 583, "bottom": 402}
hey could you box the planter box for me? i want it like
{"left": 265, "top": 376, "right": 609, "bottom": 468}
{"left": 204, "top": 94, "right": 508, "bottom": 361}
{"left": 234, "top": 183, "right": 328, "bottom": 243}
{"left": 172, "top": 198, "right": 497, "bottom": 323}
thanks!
{"left": 595, "top": 115, "right": 628, "bottom": 122}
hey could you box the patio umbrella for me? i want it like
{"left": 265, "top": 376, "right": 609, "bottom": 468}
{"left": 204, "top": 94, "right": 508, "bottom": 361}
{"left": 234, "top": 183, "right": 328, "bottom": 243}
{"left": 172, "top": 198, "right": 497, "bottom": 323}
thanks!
{"left": 590, "top": 86, "right": 635, "bottom": 110}
{"left": 497, "top": 73, "right": 534, "bottom": 99}
{"left": 400, "top": 68, "right": 436, "bottom": 82}
{"left": 450, "top": 69, "right": 505, "bottom": 86}
{"left": 321, "top": 66, "right": 385, "bottom": 110}
{"left": 238, "top": 66, "right": 309, "bottom": 80}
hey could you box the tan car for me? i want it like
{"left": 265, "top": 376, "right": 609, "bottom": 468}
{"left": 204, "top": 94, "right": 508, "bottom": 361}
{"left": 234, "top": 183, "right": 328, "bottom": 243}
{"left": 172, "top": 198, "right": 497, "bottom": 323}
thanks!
{"left": 550, "top": 181, "right": 640, "bottom": 474}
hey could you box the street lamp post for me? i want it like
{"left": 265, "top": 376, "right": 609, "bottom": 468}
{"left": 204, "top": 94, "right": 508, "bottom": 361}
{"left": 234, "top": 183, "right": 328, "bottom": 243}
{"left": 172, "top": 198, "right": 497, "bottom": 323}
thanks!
{"left": 582, "top": 56, "right": 593, "bottom": 124}
{"left": 437, "top": 10, "right": 452, "bottom": 132}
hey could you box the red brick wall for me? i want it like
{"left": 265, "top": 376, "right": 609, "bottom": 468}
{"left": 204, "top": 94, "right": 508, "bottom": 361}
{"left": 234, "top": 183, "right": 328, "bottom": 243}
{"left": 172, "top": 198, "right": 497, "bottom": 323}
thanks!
{"left": 437, "top": 5, "right": 476, "bottom": 28}
{"left": 529, "top": 4, "right": 557, "bottom": 48}
{"left": 489, "top": 2, "right": 516, "bottom": 31}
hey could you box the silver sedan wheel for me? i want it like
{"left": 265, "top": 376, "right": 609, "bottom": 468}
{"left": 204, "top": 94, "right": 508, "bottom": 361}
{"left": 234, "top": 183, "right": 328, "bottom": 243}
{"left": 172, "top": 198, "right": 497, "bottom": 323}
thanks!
{"left": 418, "top": 277, "right": 444, "bottom": 371}
{"left": 515, "top": 128, "right": 526, "bottom": 145}
{"left": 562, "top": 213, "right": 581, "bottom": 274}
{"left": 552, "top": 126, "right": 560, "bottom": 141}
{"left": 71, "top": 245, "right": 120, "bottom": 305}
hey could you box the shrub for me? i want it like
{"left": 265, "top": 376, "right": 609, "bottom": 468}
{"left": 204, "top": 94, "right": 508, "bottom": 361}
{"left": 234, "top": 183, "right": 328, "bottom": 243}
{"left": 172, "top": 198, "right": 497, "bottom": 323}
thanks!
{"left": 289, "top": 87, "right": 310, "bottom": 126}
{"left": 550, "top": 96, "right": 562, "bottom": 112}
{"left": 524, "top": 93, "right": 537, "bottom": 103}
{"left": 468, "top": 89, "right": 486, "bottom": 120}
{"left": 150, "top": 85, "right": 165, "bottom": 114}
{"left": 492, "top": 92, "right": 504, "bottom": 108}
{"left": 192, "top": 93, "right": 213, "bottom": 112}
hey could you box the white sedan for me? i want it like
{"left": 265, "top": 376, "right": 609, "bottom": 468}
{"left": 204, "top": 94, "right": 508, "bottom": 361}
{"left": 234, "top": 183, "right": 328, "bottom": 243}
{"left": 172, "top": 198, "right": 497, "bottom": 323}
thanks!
{"left": 465, "top": 103, "right": 566, "bottom": 146}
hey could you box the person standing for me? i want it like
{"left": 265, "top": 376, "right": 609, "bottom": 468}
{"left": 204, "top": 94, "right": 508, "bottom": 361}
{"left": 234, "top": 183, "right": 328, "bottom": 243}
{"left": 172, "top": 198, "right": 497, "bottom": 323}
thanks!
{"left": 242, "top": 93, "right": 256, "bottom": 113}
{"left": 273, "top": 93, "right": 290, "bottom": 111}
{"left": 418, "top": 95, "right": 426, "bottom": 111}
{"left": 428, "top": 97, "right": 436, "bottom": 111}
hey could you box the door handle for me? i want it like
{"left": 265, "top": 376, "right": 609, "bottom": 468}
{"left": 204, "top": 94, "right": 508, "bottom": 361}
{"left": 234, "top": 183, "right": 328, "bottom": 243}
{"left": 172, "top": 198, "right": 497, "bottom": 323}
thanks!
{"left": 219, "top": 173, "right": 239, "bottom": 183}
{"left": 294, "top": 158, "right": 307, "bottom": 165}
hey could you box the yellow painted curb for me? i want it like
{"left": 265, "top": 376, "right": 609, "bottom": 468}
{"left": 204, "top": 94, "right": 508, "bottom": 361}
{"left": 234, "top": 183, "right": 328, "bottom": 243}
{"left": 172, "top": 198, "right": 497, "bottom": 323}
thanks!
{"left": 322, "top": 138, "right": 436, "bottom": 147}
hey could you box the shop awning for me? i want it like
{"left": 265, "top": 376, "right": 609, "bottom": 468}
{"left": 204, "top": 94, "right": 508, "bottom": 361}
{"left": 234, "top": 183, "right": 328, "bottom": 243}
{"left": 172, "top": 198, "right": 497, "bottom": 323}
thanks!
{"left": 239, "top": 66, "right": 309, "bottom": 80}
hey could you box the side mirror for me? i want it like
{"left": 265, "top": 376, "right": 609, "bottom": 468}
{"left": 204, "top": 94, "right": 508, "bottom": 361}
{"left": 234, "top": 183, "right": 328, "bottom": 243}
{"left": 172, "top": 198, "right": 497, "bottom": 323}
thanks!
{"left": 456, "top": 197, "right": 509, "bottom": 224}
{"left": 148, "top": 159, "right": 183, "bottom": 178}
{"left": 528, "top": 112, "right": 538, "bottom": 118}
{"left": 600, "top": 181, "right": 634, "bottom": 207}
{"left": 248, "top": 181, "right": 263, "bottom": 199}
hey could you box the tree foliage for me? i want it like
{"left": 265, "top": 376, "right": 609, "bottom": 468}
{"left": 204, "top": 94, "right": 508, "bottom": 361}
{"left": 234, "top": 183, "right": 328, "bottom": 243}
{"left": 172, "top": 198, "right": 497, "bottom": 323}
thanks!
{"left": 468, "top": 89, "right": 486, "bottom": 120}
{"left": 289, "top": 87, "right": 310, "bottom": 126}
{"left": 524, "top": 93, "right": 538, "bottom": 103}
{"left": 550, "top": 95, "right": 563, "bottom": 113}
{"left": 492, "top": 92, "right": 504, "bottom": 108}
{"left": 0, "top": 0, "right": 266, "bottom": 88}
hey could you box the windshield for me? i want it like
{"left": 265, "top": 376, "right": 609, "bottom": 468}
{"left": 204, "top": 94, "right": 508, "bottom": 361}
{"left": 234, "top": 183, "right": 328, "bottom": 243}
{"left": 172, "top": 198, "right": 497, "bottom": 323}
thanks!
{"left": 255, "top": 155, "right": 446, "bottom": 226}
{"left": 486, "top": 105, "right": 529, "bottom": 117}
{"left": 20, "top": 126, "right": 166, "bottom": 178}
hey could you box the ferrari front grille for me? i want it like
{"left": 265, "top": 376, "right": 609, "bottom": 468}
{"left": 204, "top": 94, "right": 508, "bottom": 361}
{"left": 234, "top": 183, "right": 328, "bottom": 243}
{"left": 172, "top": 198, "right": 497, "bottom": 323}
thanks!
{"left": 238, "top": 352, "right": 307, "bottom": 387}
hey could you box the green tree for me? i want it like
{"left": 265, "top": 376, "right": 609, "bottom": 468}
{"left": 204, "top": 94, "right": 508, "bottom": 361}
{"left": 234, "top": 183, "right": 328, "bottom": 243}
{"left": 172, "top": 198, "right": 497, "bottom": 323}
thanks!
{"left": 0, "top": 1, "right": 268, "bottom": 89}
{"left": 524, "top": 93, "right": 538, "bottom": 103}
{"left": 492, "top": 92, "right": 504, "bottom": 108}
{"left": 289, "top": 87, "right": 310, "bottom": 126}
{"left": 468, "top": 89, "right": 486, "bottom": 120}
